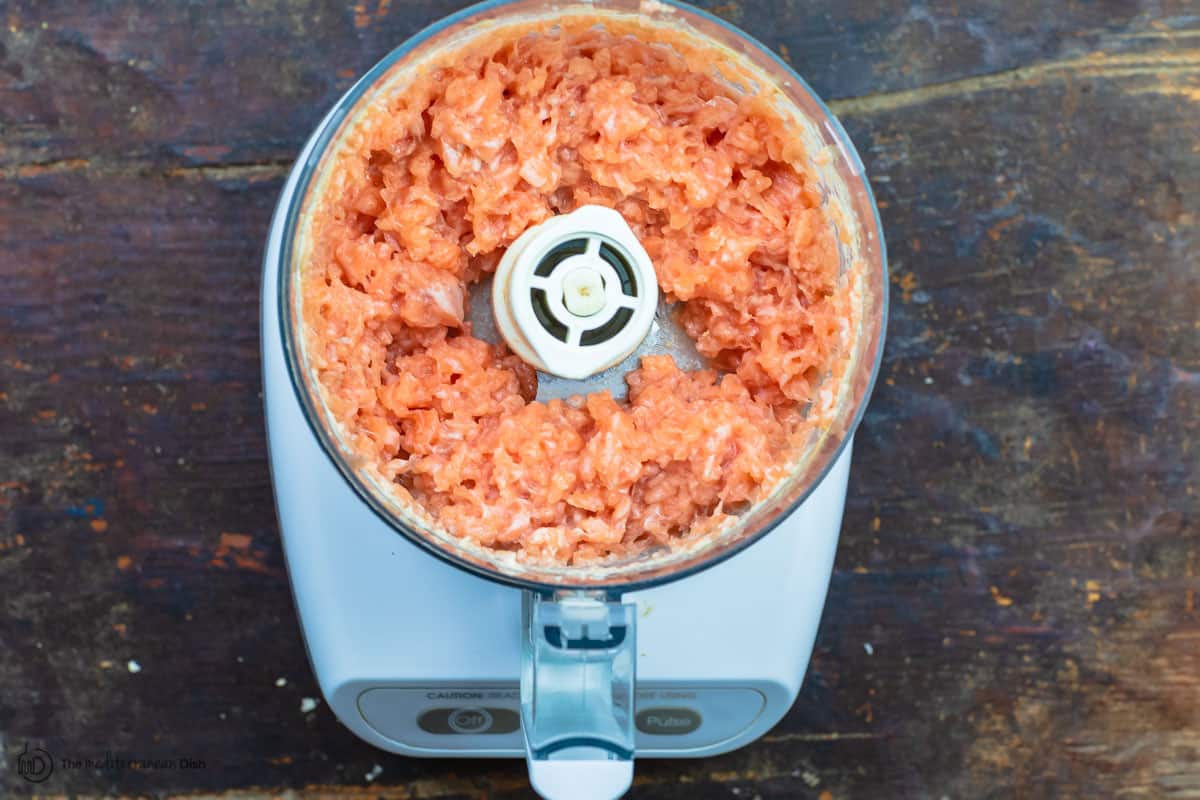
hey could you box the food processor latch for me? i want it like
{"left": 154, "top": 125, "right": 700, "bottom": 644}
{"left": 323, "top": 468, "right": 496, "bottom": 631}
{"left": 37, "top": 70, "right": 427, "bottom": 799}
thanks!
{"left": 521, "top": 591, "right": 637, "bottom": 800}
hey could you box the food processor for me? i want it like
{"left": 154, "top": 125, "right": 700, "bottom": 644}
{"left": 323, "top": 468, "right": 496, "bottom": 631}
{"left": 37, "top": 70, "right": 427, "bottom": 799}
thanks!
{"left": 260, "top": 2, "right": 887, "bottom": 798}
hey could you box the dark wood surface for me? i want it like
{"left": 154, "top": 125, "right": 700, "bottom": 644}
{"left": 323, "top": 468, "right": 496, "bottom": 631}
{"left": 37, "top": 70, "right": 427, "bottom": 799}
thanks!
{"left": 1, "top": 1, "right": 1198, "bottom": 797}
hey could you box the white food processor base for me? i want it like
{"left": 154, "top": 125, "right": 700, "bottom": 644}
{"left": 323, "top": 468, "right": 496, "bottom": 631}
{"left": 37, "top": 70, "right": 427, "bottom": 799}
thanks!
{"left": 263, "top": 303, "right": 849, "bottom": 757}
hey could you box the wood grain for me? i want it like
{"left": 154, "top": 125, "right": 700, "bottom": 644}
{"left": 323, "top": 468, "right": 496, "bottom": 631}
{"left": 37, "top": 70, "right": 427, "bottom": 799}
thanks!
{"left": 1, "top": 1, "right": 1197, "bottom": 797}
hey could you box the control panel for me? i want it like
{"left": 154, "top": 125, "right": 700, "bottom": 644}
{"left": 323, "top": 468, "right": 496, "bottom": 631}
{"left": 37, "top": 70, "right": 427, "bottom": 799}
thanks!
{"left": 357, "top": 685, "right": 766, "bottom": 755}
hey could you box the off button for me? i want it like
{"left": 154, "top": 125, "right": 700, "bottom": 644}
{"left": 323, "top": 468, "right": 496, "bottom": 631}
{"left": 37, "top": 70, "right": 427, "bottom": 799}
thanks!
{"left": 449, "top": 707, "right": 492, "bottom": 733}
{"left": 417, "top": 707, "right": 520, "bottom": 735}
{"left": 636, "top": 707, "right": 702, "bottom": 735}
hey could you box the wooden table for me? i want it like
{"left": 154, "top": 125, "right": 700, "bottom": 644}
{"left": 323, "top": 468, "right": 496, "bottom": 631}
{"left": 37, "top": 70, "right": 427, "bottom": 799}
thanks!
{"left": 1, "top": 1, "right": 1197, "bottom": 796}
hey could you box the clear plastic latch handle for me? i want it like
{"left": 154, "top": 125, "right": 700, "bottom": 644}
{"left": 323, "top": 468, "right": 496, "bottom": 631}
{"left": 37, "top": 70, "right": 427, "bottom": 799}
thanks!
{"left": 521, "top": 591, "right": 637, "bottom": 800}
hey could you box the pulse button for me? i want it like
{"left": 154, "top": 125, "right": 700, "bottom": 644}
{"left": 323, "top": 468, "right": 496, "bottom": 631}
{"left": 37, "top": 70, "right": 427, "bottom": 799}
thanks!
{"left": 636, "top": 707, "right": 702, "bottom": 735}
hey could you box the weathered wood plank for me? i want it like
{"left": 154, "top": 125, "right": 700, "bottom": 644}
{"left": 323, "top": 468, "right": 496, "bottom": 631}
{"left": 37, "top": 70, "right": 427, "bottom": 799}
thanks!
{"left": 0, "top": 0, "right": 1197, "bottom": 797}
{"left": 1, "top": 0, "right": 1196, "bottom": 168}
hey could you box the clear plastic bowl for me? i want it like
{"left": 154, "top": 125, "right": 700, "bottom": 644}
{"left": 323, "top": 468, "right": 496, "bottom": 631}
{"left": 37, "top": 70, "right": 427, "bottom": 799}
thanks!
{"left": 274, "top": 0, "right": 888, "bottom": 593}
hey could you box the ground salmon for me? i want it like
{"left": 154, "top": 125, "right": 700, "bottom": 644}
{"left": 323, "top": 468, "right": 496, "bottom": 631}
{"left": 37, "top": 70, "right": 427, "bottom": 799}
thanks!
{"left": 302, "top": 20, "right": 847, "bottom": 564}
